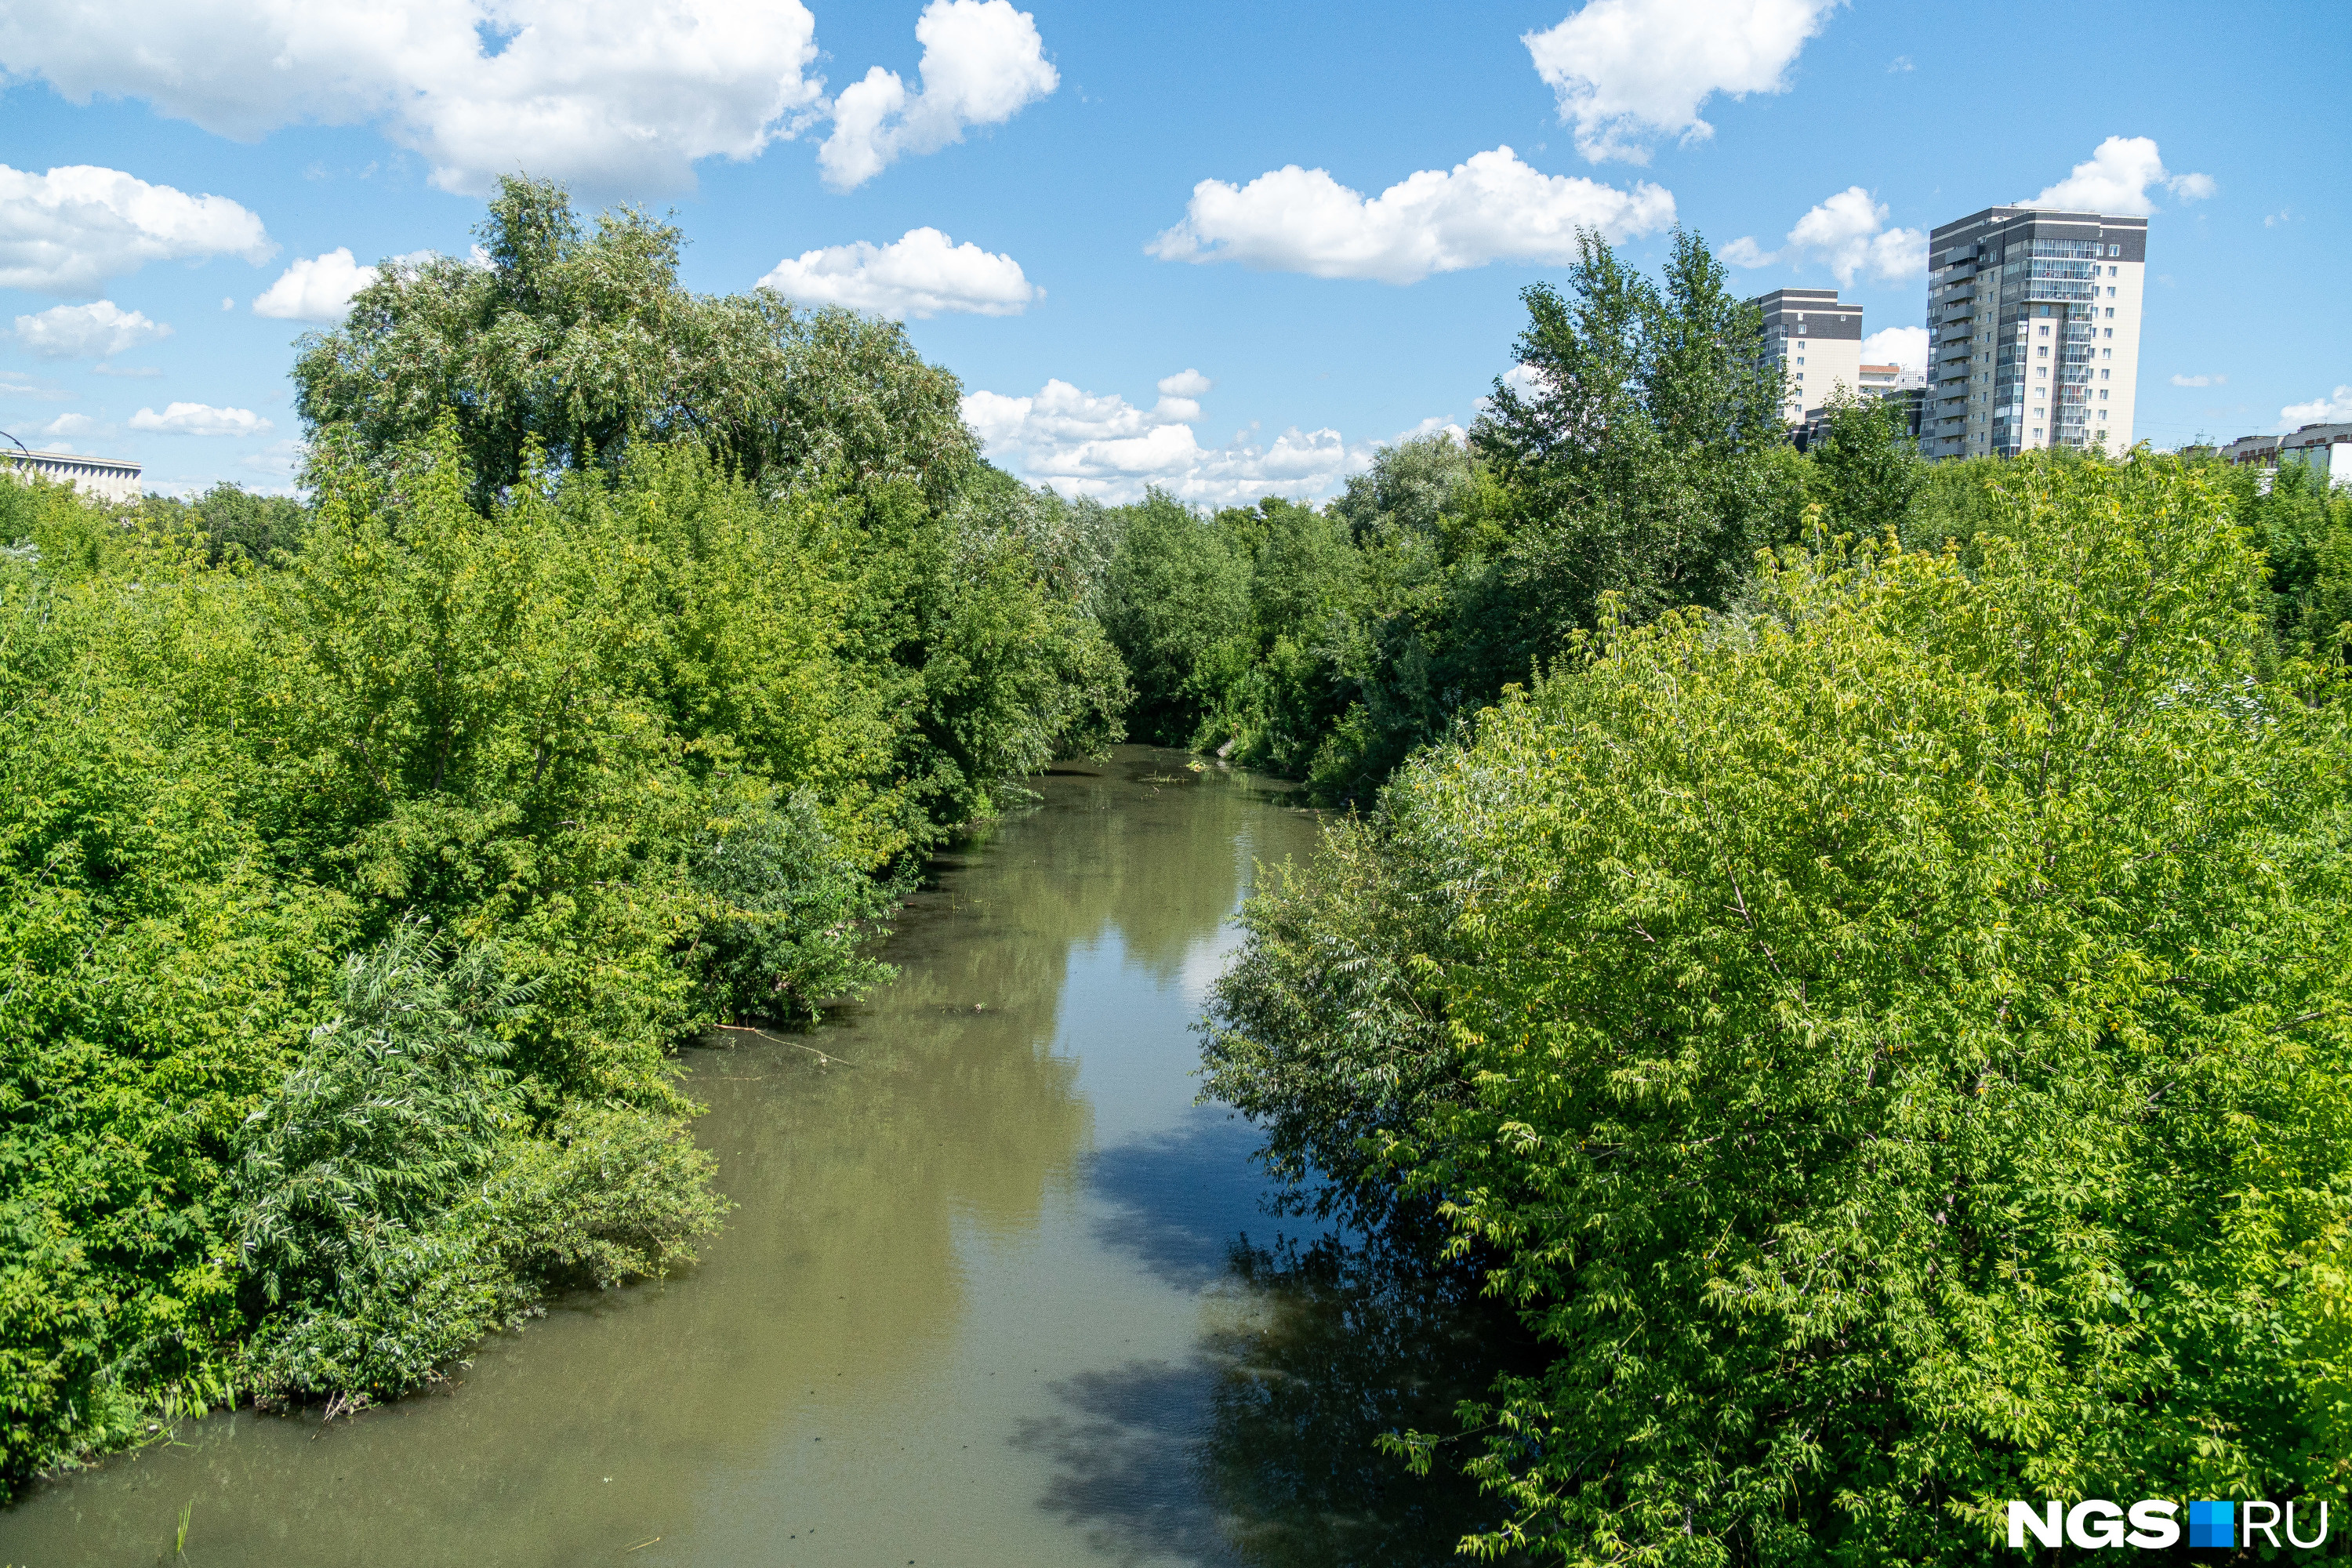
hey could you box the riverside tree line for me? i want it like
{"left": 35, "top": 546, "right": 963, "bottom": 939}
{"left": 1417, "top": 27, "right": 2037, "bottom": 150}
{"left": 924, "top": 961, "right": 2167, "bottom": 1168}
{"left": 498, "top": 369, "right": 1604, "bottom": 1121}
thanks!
{"left": 6, "top": 178, "right": 2352, "bottom": 1563}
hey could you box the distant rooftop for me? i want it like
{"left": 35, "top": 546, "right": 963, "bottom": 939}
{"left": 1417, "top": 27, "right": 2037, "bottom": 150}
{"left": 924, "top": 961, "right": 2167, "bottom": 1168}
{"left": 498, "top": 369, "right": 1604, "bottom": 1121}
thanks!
{"left": 2, "top": 448, "right": 144, "bottom": 503}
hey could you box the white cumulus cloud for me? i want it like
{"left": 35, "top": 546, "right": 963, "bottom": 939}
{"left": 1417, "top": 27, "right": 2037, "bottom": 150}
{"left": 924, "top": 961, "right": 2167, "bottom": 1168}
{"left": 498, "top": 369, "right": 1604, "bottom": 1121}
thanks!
{"left": 0, "top": 0, "right": 823, "bottom": 198}
{"left": 1783, "top": 186, "right": 1925, "bottom": 285}
{"left": 0, "top": 164, "right": 273, "bottom": 296}
{"left": 36, "top": 412, "right": 103, "bottom": 440}
{"left": 818, "top": 0, "right": 1056, "bottom": 191}
{"left": 1393, "top": 414, "right": 1469, "bottom": 446}
{"left": 961, "top": 374, "right": 1362, "bottom": 505}
{"left": 2282, "top": 387, "right": 2352, "bottom": 426}
{"left": 1860, "top": 325, "right": 1928, "bottom": 376}
{"left": 1148, "top": 146, "right": 1675, "bottom": 285}
{"left": 129, "top": 401, "right": 274, "bottom": 437}
{"left": 758, "top": 227, "right": 1037, "bottom": 318}
{"left": 1717, "top": 235, "right": 1777, "bottom": 268}
{"left": 2027, "top": 136, "right": 2212, "bottom": 217}
{"left": 12, "top": 299, "right": 173, "bottom": 358}
{"left": 2169, "top": 372, "right": 2226, "bottom": 389}
{"left": 252, "top": 248, "right": 382, "bottom": 322}
{"left": 1525, "top": 0, "right": 1842, "bottom": 164}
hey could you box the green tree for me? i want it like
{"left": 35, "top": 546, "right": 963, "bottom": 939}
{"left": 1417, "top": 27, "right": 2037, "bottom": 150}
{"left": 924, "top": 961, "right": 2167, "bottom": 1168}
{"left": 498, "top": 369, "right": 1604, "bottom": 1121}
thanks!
{"left": 1297, "top": 235, "right": 1789, "bottom": 804}
{"left": 1209, "top": 453, "right": 2352, "bottom": 1563}
{"left": 184, "top": 481, "right": 309, "bottom": 564}
{"left": 291, "top": 176, "right": 978, "bottom": 503}
{"left": 1805, "top": 389, "right": 1922, "bottom": 537}
{"left": 1230, "top": 498, "right": 1364, "bottom": 775}
{"left": 1100, "top": 488, "right": 1251, "bottom": 744}
{"left": 0, "top": 412, "right": 1123, "bottom": 1494}
{"left": 1330, "top": 430, "right": 1479, "bottom": 548}
{"left": 1473, "top": 227, "right": 1787, "bottom": 632}
{"left": 2212, "top": 457, "right": 2352, "bottom": 659}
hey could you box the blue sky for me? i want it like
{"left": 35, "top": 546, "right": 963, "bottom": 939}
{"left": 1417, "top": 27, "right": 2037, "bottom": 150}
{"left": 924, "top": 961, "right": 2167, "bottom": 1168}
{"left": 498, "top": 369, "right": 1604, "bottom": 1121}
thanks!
{"left": 2, "top": 0, "right": 2344, "bottom": 499}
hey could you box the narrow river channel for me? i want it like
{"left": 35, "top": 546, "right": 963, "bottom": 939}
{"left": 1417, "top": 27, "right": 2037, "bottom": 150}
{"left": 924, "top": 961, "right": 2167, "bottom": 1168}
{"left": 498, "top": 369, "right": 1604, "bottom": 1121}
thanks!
{"left": 0, "top": 748, "right": 1519, "bottom": 1567}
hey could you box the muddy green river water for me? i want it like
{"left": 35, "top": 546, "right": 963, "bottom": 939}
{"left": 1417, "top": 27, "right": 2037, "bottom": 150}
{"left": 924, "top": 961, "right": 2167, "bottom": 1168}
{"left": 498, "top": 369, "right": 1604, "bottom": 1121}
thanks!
{"left": 0, "top": 748, "right": 1516, "bottom": 1567}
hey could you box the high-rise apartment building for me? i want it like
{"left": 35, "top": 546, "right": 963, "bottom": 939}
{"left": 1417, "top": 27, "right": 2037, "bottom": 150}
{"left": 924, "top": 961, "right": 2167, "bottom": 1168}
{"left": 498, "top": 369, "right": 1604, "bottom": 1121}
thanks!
{"left": 1921, "top": 206, "right": 2145, "bottom": 461}
{"left": 1751, "top": 288, "right": 1862, "bottom": 426}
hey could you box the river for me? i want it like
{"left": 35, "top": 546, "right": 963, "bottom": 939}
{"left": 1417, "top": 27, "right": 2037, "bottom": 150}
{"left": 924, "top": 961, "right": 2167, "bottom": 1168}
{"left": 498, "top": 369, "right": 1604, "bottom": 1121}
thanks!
{"left": 0, "top": 748, "right": 1521, "bottom": 1567}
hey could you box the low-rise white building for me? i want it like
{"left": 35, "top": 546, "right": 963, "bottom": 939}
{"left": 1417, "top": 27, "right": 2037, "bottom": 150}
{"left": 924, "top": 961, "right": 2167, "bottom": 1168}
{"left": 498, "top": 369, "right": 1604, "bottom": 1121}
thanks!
{"left": 2281, "top": 422, "right": 2352, "bottom": 488}
{"left": 2, "top": 448, "right": 144, "bottom": 503}
{"left": 2218, "top": 434, "right": 2282, "bottom": 466}
{"left": 2208, "top": 425, "right": 2351, "bottom": 488}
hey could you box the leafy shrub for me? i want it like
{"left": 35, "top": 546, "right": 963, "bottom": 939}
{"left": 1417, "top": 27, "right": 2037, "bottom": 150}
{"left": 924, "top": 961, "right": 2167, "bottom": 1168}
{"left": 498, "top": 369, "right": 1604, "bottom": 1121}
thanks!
{"left": 234, "top": 926, "right": 724, "bottom": 1403}
{"left": 233, "top": 927, "right": 532, "bottom": 1399}
{"left": 479, "top": 1104, "right": 726, "bottom": 1290}
{"left": 686, "top": 793, "right": 898, "bottom": 1025}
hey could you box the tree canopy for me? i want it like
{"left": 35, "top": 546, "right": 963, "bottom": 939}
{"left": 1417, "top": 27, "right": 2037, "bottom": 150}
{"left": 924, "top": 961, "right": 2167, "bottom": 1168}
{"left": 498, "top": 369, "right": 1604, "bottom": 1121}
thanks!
{"left": 1206, "top": 453, "right": 2352, "bottom": 1562}
{"left": 292, "top": 176, "right": 978, "bottom": 503}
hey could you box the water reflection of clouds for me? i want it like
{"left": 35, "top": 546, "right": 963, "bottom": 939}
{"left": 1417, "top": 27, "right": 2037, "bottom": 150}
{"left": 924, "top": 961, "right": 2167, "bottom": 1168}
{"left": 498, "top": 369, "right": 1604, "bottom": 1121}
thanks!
{"left": 1175, "top": 928, "right": 1242, "bottom": 1006}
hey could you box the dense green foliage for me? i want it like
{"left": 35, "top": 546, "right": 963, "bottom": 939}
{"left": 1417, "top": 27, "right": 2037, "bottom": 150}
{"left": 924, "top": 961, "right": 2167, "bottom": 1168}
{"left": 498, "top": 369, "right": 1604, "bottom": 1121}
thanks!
{"left": 1094, "top": 250, "right": 2352, "bottom": 815}
{"left": 1095, "top": 229, "right": 1794, "bottom": 800}
{"left": 1102, "top": 492, "right": 1362, "bottom": 777}
{"left": 0, "top": 180, "right": 1123, "bottom": 1499}
{"left": 293, "top": 177, "right": 978, "bottom": 505}
{"left": 14, "top": 178, "right": 2352, "bottom": 1557}
{"left": 1207, "top": 453, "right": 2352, "bottom": 1562}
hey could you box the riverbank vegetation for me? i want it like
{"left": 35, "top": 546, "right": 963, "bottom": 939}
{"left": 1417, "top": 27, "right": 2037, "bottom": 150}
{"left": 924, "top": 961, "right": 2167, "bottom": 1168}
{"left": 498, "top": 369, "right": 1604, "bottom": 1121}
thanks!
{"left": 10, "top": 174, "right": 2352, "bottom": 1563}
{"left": 0, "top": 178, "right": 1121, "bottom": 1498}
{"left": 1195, "top": 344, "right": 2352, "bottom": 1554}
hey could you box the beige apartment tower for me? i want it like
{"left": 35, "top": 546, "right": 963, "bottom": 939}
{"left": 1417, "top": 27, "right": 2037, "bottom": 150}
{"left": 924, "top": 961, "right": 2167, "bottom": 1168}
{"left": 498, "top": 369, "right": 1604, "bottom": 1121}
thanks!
{"left": 1751, "top": 288, "right": 1863, "bottom": 426}
{"left": 1922, "top": 205, "right": 2145, "bottom": 460}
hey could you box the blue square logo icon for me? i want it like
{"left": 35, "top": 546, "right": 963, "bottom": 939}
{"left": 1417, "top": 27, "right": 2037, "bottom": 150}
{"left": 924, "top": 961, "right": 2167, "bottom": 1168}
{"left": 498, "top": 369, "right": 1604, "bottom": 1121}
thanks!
{"left": 2189, "top": 1501, "right": 2234, "bottom": 1549}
